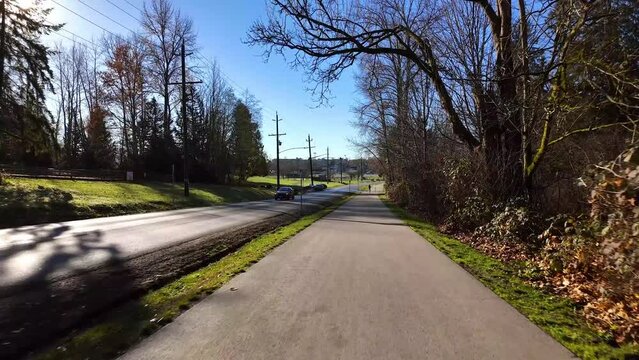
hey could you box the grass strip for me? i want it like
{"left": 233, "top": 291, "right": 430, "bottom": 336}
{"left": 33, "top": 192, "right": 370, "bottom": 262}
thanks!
{"left": 36, "top": 195, "right": 352, "bottom": 360}
{"left": 380, "top": 197, "right": 639, "bottom": 360}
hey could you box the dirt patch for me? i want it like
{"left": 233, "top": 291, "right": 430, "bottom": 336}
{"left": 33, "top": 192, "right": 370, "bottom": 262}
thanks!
{"left": 1, "top": 207, "right": 315, "bottom": 359}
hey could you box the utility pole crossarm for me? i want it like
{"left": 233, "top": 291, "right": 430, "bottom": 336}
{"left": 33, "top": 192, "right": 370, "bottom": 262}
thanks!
{"left": 168, "top": 81, "right": 203, "bottom": 85}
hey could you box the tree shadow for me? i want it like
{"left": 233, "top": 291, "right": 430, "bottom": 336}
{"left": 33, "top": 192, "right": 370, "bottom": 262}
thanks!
{"left": 0, "top": 225, "right": 139, "bottom": 359}
{"left": 0, "top": 224, "right": 72, "bottom": 284}
{"left": 0, "top": 183, "right": 76, "bottom": 228}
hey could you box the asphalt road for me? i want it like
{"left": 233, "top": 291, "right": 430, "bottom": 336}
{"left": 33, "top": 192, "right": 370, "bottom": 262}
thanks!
{"left": 0, "top": 187, "right": 348, "bottom": 290}
{"left": 120, "top": 195, "right": 576, "bottom": 360}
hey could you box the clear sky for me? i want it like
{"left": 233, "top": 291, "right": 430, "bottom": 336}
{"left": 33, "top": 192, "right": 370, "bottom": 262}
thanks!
{"left": 40, "top": 0, "right": 363, "bottom": 161}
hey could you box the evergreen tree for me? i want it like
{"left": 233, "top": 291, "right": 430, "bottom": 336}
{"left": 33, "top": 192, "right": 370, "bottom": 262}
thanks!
{"left": 0, "top": 0, "right": 60, "bottom": 164}
{"left": 230, "top": 102, "right": 253, "bottom": 181}
{"left": 84, "top": 105, "right": 114, "bottom": 169}
{"left": 249, "top": 121, "right": 268, "bottom": 177}
{"left": 229, "top": 101, "right": 268, "bottom": 181}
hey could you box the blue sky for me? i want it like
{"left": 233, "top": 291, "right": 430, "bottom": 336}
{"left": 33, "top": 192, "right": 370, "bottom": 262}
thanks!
{"left": 42, "top": 0, "right": 363, "bottom": 160}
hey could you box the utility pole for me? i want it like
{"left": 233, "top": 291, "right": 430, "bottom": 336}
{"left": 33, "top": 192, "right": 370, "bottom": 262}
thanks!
{"left": 339, "top": 157, "right": 343, "bottom": 183}
{"left": 326, "top": 147, "right": 329, "bottom": 182}
{"left": 180, "top": 40, "right": 189, "bottom": 196}
{"left": 268, "top": 112, "right": 285, "bottom": 190}
{"left": 307, "top": 134, "right": 314, "bottom": 186}
{"left": 169, "top": 39, "right": 202, "bottom": 197}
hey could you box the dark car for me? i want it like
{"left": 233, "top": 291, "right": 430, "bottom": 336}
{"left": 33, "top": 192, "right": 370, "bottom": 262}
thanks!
{"left": 274, "top": 186, "right": 295, "bottom": 200}
{"left": 313, "top": 184, "right": 326, "bottom": 191}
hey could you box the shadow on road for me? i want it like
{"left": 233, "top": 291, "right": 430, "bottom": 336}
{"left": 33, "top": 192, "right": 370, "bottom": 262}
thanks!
{"left": 0, "top": 225, "right": 138, "bottom": 359}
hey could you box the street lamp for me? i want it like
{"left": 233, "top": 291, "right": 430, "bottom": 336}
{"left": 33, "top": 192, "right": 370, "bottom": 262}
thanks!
{"left": 280, "top": 146, "right": 313, "bottom": 187}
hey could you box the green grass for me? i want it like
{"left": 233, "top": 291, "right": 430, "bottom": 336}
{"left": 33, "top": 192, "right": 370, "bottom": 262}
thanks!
{"left": 381, "top": 197, "right": 639, "bottom": 360}
{"left": 0, "top": 178, "right": 274, "bottom": 228}
{"left": 247, "top": 175, "right": 344, "bottom": 189}
{"left": 36, "top": 194, "right": 352, "bottom": 360}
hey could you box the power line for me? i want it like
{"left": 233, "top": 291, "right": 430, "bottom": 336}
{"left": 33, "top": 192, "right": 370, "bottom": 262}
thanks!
{"left": 52, "top": 26, "right": 97, "bottom": 48}
{"left": 122, "top": 0, "right": 143, "bottom": 13}
{"left": 50, "top": 31, "right": 93, "bottom": 48}
{"left": 105, "top": 0, "right": 141, "bottom": 22}
{"left": 51, "top": 0, "right": 119, "bottom": 38}
{"left": 77, "top": 0, "right": 137, "bottom": 34}
{"left": 62, "top": 30, "right": 95, "bottom": 48}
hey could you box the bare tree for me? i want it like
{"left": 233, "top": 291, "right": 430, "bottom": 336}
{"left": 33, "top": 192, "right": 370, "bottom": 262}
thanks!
{"left": 102, "top": 36, "right": 146, "bottom": 170}
{"left": 53, "top": 41, "right": 87, "bottom": 167}
{"left": 141, "top": 0, "right": 195, "bottom": 142}
{"left": 247, "top": 0, "right": 637, "bottom": 197}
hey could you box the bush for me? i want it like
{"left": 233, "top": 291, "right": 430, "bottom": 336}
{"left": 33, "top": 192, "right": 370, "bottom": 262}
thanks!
{"left": 387, "top": 181, "right": 411, "bottom": 207}
{"left": 538, "top": 214, "right": 598, "bottom": 275}
{"left": 582, "top": 146, "right": 639, "bottom": 297}
{"left": 537, "top": 145, "right": 639, "bottom": 343}
{"left": 440, "top": 156, "right": 492, "bottom": 231}
{"left": 474, "top": 198, "right": 543, "bottom": 244}
{"left": 446, "top": 195, "right": 492, "bottom": 231}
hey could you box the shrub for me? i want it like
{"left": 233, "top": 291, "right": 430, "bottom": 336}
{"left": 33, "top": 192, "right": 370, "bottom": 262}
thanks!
{"left": 538, "top": 214, "right": 598, "bottom": 275}
{"left": 474, "top": 198, "right": 543, "bottom": 244}
{"left": 446, "top": 195, "right": 492, "bottom": 231}
{"left": 537, "top": 145, "right": 639, "bottom": 343}
{"left": 440, "top": 156, "right": 492, "bottom": 231}
{"left": 585, "top": 146, "right": 639, "bottom": 301}
{"left": 387, "top": 181, "right": 410, "bottom": 207}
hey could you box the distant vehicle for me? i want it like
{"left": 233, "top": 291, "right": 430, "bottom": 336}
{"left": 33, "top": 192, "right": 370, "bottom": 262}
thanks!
{"left": 274, "top": 186, "right": 295, "bottom": 200}
{"left": 313, "top": 184, "right": 326, "bottom": 191}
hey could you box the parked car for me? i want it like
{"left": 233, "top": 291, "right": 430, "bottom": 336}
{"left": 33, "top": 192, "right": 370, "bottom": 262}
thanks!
{"left": 313, "top": 184, "right": 326, "bottom": 191}
{"left": 274, "top": 186, "right": 295, "bottom": 200}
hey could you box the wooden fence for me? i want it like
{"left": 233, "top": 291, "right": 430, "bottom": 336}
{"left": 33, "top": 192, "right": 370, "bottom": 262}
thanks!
{"left": 0, "top": 165, "right": 126, "bottom": 181}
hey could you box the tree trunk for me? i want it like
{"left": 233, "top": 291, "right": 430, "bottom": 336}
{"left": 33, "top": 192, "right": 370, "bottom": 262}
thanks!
{"left": 475, "top": 0, "right": 524, "bottom": 198}
{"left": 0, "top": 0, "right": 6, "bottom": 104}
